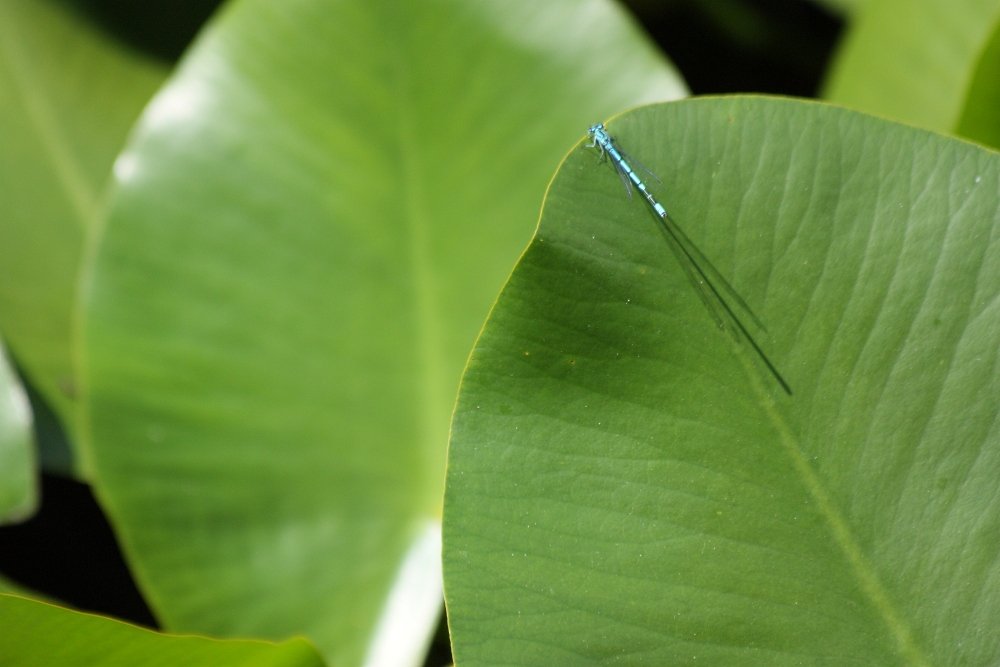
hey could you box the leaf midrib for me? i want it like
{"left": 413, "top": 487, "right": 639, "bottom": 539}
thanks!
{"left": 738, "top": 349, "right": 932, "bottom": 666}
{"left": 389, "top": 5, "right": 449, "bottom": 513}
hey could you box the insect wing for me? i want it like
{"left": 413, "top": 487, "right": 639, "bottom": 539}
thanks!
{"left": 610, "top": 156, "right": 634, "bottom": 201}
{"left": 615, "top": 144, "right": 662, "bottom": 186}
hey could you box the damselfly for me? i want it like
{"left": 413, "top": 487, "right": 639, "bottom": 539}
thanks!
{"left": 586, "top": 123, "right": 791, "bottom": 395}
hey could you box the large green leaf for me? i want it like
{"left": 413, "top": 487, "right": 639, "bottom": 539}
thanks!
{"left": 79, "top": 0, "right": 685, "bottom": 664}
{"left": 956, "top": 20, "right": 1000, "bottom": 149}
{"left": 824, "top": 0, "right": 1000, "bottom": 138}
{"left": 0, "top": 593, "right": 325, "bottom": 667}
{"left": 0, "top": 336, "right": 35, "bottom": 523}
{"left": 0, "top": 0, "right": 167, "bottom": 475}
{"left": 443, "top": 97, "right": 1000, "bottom": 664}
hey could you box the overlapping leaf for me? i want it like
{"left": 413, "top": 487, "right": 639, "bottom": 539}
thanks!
{"left": 79, "top": 0, "right": 685, "bottom": 664}
{"left": 444, "top": 97, "right": 1000, "bottom": 664}
{"left": 956, "top": 20, "right": 1000, "bottom": 149}
{"left": 0, "top": 0, "right": 167, "bottom": 475}
{"left": 824, "top": 0, "right": 1000, "bottom": 147}
{"left": 0, "top": 337, "right": 34, "bottom": 524}
{"left": 0, "top": 594, "right": 325, "bottom": 667}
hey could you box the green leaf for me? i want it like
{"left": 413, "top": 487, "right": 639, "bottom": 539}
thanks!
{"left": 0, "top": 336, "right": 35, "bottom": 523}
{"left": 0, "top": 0, "right": 168, "bottom": 476}
{"left": 956, "top": 19, "right": 1000, "bottom": 149}
{"left": 443, "top": 96, "right": 1000, "bottom": 664}
{"left": 0, "top": 593, "right": 325, "bottom": 667}
{"left": 824, "top": 0, "right": 1000, "bottom": 137}
{"left": 79, "top": 0, "right": 685, "bottom": 664}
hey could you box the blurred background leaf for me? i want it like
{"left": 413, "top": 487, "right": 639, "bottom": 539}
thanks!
{"left": 0, "top": 0, "right": 168, "bottom": 477}
{"left": 79, "top": 0, "right": 685, "bottom": 665}
{"left": 444, "top": 97, "right": 1000, "bottom": 663}
{"left": 956, "top": 20, "right": 1000, "bottom": 149}
{"left": 824, "top": 0, "right": 1000, "bottom": 147}
{"left": 0, "top": 337, "right": 35, "bottom": 524}
{"left": 0, "top": 593, "right": 326, "bottom": 667}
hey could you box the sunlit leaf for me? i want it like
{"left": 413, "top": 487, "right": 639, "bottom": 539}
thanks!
{"left": 824, "top": 0, "right": 1000, "bottom": 139}
{"left": 0, "top": 337, "right": 34, "bottom": 524}
{"left": 79, "top": 0, "right": 685, "bottom": 664}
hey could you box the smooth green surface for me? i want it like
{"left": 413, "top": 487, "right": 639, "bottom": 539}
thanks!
{"left": 80, "top": 0, "right": 685, "bottom": 665}
{"left": 957, "top": 20, "right": 1000, "bottom": 150}
{"left": 824, "top": 0, "right": 1000, "bottom": 136}
{"left": 0, "top": 338, "right": 35, "bottom": 523}
{"left": 444, "top": 97, "right": 1000, "bottom": 664}
{"left": 0, "top": 0, "right": 167, "bottom": 476}
{"left": 0, "top": 594, "right": 325, "bottom": 667}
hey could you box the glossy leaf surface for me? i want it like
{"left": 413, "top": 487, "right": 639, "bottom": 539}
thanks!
{"left": 824, "top": 0, "right": 1000, "bottom": 138}
{"left": 0, "top": 594, "right": 325, "bottom": 667}
{"left": 80, "top": 0, "right": 685, "bottom": 664}
{"left": 0, "top": 0, "right": 167, "bottom": 475}
{"left": 444, "top": 97, "right": 1000, "bottom": 664}
{"left": 0, "top": 337, "right": 34, "bottom": 523}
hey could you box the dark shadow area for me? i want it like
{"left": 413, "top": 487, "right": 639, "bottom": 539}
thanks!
{"left": 624, "top": 0, "right": 844, "bottom": 96}
{"left": 13, "top": 360, "right": 75, "bottom": 477}
{"left": 57, "top": 0, "right": 845, "bottom": 95}
{"left": 0, "top": 474, "right": 158, "bottom": 628}
{"left": 59, "top": 0, "right": 226, "bottom": 62}
{"left": 423, "top": 608, "right": 454, "bottom": 667}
